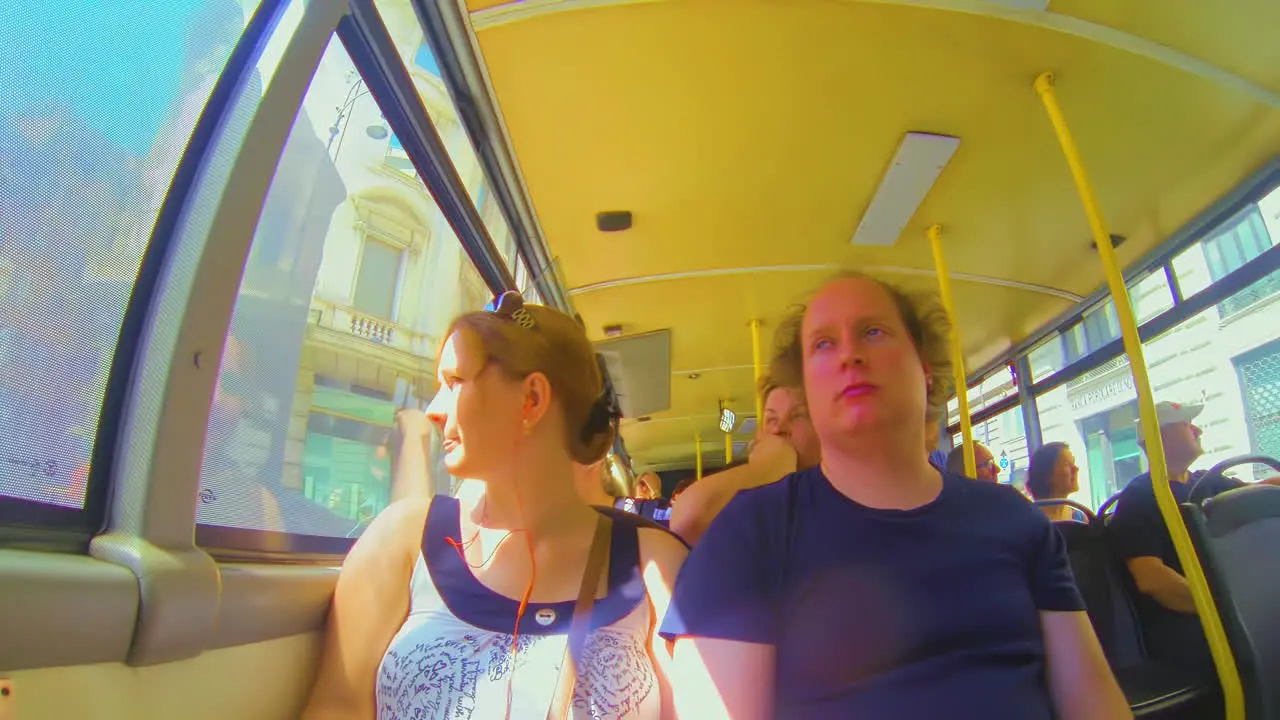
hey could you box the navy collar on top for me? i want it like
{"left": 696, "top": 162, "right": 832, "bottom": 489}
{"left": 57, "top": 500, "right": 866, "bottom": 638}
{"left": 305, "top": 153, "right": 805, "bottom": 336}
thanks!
{"left": 424, "top": 495, "right": 647, "bottom": 635}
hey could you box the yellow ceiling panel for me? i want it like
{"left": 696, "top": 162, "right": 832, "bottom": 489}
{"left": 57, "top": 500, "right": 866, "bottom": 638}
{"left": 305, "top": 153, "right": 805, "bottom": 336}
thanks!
{"left": 465, "top": 0, "right": 1280, "bottom": 468}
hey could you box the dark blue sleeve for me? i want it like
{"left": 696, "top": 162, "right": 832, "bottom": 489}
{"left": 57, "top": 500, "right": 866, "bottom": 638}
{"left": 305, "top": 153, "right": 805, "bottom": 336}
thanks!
{"left": 658, "top": 490, "right": 778, "bottom": 644}
{"left": 1108, "top": 488, "right": 1167, "bottom": 561}
{"left": 1028, "top": 512, "right": 1086, "bottom": 611}
{"left": 1213, "top": 474, "right": 1247, "bottom": 494}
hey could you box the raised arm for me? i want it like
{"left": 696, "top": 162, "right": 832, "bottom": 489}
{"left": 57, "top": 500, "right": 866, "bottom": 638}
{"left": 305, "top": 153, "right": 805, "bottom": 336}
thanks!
{"left": 301, "top": 496, "right": 429, "bottom": 720}
{"left": 669, "top": 434, "right": 795, "bottom": 545}
{"left": 389, "top": 409, "right": 431, "bottom": 503}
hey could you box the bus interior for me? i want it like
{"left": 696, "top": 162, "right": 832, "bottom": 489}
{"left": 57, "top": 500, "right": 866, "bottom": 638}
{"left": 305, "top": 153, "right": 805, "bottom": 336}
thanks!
{"left": 1, "top": 0, "right": 1279, "bottom": 718}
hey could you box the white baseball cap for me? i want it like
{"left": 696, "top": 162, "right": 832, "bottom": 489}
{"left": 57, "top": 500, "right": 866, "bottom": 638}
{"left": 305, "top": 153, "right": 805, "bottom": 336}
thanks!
{"left": 1142, "top": 400, "right": 1203, "bottom": 432}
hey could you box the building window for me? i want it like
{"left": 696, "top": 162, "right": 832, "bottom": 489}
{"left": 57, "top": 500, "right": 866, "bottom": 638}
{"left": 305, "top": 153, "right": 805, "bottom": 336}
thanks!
{"left": 1234, "top": 339, "right": 1280, "bottom": 461}
{"left": 352, "top": 237, "right": 402, "bottom": 320}
{"left": 1203, "top": 206, "right": 1280, "bottom": 318}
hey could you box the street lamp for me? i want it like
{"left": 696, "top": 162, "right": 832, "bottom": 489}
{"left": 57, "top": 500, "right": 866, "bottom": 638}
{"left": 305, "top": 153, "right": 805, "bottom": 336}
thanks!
{"left": 328, "top": 77, "right": 391, "bottom": 159}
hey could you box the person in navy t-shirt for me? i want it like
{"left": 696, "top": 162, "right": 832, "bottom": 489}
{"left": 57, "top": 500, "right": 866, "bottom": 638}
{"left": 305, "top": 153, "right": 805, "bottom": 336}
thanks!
{"left": 1110, "top": 399, "right": 1280, "bottom": 671}
{"left": 659, "top": 273, "right": 1130, "bottom": 720}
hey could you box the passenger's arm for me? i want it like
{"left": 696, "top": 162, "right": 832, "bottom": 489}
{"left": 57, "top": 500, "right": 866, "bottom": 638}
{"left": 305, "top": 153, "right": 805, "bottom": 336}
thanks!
{"left": 672, "top": 638, "right": 774, "bottom": 720}
{"left": 389, "top": 409, "right": 430, "bottom": 503}
{"left": 1040, "top": 611, "right": 1132, "bottom": 720}
{"left": 1124, "top": 556, "right": 1197, "bottom": 614}
{"left": 638, "top": 528, "right": 691, "bottom": 719}
{"left": 300, "top": 497, "right": 429, "bottom": 720}
{"left": 669, "top": 436, "right": 795, "bottom": 545}
{"left": 1026, "top": 509, "right": 1129, "bottom": 718}
{"left": 659, "top": 489, "right": 781, "bottom": 719}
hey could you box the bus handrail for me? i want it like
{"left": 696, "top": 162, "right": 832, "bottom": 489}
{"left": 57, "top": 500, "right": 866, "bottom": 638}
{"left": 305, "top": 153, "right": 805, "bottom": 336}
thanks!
{"left": 1033, "top": 71, "right": 1244, "bottom": 720}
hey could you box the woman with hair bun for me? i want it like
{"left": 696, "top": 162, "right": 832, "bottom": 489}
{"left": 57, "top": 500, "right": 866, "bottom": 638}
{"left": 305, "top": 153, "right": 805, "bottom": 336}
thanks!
{"left": 303, "top": 292, "right": 689, "bottom": 720}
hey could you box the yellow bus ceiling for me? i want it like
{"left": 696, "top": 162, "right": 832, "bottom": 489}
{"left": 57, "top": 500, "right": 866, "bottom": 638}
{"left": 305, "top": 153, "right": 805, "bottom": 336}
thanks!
{"left": 467, "top": 0, "right": 1280, "bottom": 469}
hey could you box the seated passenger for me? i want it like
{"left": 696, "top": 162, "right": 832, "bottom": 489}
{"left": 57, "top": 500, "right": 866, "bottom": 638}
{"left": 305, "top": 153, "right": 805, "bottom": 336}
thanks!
{"left": 1110, "top": 400, "right": 1280, "bottom": 671}
{"left": 926, "top": 413, "right": 949, "bottom": 471}
{"left": 670, "top": 476, "right": 696, "bottom": 503}
{"left": 1027, "top": 442, "right": 1085, "bottom": 522}
{"left": 617, "top": 471, "right": 672, "bottom": 525}
{"left": 945, "top": 441, "right": 1000, "bottom": 482}
{"left": 301, "top": 292, "right": 688, "bottom": 720}
{"left": 661, "top": 273, "right": 1129, "bottom": 720}
{"left": 669, "top": 375, "right": 821, "bottom": 545}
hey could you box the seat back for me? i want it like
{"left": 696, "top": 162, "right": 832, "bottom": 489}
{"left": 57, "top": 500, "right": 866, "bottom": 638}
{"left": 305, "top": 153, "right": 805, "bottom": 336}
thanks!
{"left": 1055, "top": 519, "right": 1147, "bottom": 670}
{"left": 1182, "top": 485, "right": 1280, "bottom": 719}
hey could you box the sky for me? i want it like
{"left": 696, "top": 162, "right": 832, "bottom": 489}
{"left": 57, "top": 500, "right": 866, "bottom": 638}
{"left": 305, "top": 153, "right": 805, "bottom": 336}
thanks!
{"left": 0, "top": 0, "right": 247, "bottom": 156}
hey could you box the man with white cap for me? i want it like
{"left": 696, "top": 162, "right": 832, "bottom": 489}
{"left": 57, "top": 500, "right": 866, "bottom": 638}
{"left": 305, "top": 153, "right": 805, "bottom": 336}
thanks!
{"left": 1109, "top": 400, "right": 1280, "bottom": 671}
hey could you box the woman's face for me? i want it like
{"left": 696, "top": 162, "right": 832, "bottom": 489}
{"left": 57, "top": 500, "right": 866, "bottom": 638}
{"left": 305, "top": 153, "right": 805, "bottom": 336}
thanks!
{"left": 763, "top": 386, "right": 821, "bottom": 469}
{"left": 426, "top": 329, "right": 527, "bottom": 478}
{"left": 801, "top": 278, "right": 929, "bottom": 445}
{"left": 1053, "top": 448, "right": 1079, "bottom": 497}
{"left": 636, "top": 473, "right": 660, "bottom": 500}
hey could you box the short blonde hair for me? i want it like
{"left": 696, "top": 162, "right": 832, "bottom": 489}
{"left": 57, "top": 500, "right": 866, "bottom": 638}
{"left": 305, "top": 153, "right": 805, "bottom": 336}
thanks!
{"left": 768, "top": 271, "right": 956, "bottom": 423}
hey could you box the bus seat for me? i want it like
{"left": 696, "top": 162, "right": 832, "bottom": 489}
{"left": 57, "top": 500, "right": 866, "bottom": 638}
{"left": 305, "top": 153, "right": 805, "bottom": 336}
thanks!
{"left": 1055, "top": 520, "right": 1220, "bottom": 719}
{"left": 1182, "top": 485, "right": 1280, "bottom": 719}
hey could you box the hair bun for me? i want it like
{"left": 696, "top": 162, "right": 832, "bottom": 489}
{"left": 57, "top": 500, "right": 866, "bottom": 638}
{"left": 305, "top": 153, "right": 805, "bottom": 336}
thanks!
{"left": 580, "top": 393, "right": 613, "bottom": 444}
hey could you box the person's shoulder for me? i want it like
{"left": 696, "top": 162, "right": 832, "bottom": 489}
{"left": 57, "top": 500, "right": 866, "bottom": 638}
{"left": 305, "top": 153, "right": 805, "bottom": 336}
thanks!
{"left": 949, "top": 472, "right": 1032, "bottom": 508}
{"left": 732, "top": 466, "right": 812, "bottom": 508}
{"left": 595, "top": 505, "right": 691, "bottom": 550}
{"left": 1113, "top": 473, "right": 1154, "bottom": 509}
{"left": 342, "top": 494, "right": 433, "bottom": 574}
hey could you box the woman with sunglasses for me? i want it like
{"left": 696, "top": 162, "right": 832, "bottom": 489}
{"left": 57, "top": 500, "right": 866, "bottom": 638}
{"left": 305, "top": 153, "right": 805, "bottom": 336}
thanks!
{"left": 302, "top": 292, "right": 689, "bottom": 720}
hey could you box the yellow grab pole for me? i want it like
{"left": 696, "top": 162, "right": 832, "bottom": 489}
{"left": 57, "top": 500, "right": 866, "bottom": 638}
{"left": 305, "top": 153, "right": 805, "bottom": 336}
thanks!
{"left": 725, "top": 431, "right": 733, "bottom": 464}
{"left": 695, "top": 434, "right": 703, "bottom": 480}
{"left": 751, "top": 319, "right": 765, "bottom": 423}
{"left": 1034, "top": 71, "right": 1243, "bottom": 720}
{"left": 927, "top": 224, "right": 976, "bottom": 478}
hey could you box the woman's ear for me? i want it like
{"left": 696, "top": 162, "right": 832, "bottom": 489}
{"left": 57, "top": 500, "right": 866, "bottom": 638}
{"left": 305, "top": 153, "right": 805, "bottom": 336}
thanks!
{"left": 521, "top": 371, "right": 553, "bottom": 431}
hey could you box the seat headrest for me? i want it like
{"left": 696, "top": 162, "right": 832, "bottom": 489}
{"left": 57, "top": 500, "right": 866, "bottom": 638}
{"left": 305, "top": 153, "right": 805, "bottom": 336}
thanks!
{"left": 1202, "top": 485, "right": 1280, "bottom": 538}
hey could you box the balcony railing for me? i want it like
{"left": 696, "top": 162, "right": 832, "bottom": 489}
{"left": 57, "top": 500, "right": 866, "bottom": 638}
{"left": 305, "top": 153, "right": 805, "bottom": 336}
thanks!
{"left": 351, "top": 314, "right": 393, "bottom": 343}
{"left": 309, "top": 299, "right": 436, "bottom": 359}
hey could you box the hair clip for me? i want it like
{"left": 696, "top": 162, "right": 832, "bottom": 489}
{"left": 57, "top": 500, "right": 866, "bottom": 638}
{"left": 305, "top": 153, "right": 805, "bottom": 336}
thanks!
{"left": 485, "top": 290, "right": 537, "bottom": 330}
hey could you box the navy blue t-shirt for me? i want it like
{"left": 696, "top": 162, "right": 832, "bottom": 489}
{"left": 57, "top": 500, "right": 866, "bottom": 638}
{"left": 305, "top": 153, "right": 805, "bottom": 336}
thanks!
{"left": 1108, "top": 470, "right": 1243, "bottom": 670}
{"left": 659, "top": 467, "right": 1084, "bottom": 719}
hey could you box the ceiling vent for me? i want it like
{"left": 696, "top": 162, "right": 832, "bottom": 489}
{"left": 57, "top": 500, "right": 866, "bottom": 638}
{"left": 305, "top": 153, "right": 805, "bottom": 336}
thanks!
{"left": 594, "top": 329, "right": 672, "bottom": 418}
{"left": 597, "top": 211, "right": 632, "bottom": 232}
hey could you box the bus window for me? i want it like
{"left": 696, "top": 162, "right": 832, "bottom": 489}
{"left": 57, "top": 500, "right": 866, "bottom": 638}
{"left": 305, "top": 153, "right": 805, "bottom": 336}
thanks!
{"left": 195, "top": 33, "right": 493, "bottom": 550}
{"left": 371, "top": 0, "right": 520, "bottom": 272}
{"left": 0, "top": 0, "right": 256, "bottom": 526}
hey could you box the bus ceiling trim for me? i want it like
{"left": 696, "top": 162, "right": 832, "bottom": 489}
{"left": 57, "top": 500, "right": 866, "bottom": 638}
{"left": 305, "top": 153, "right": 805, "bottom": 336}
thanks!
{"left": 671, "top": 364, "right": 757, "bottom": 376}
{"left": 415, "top": 0, "right": 569, "bottom": 310}
{"left": 468, "top": 0, "right": 1280, "bottom": 109}
{"left": 619, "top": 413, "right": 720, "bottom": 426}
{"left": 568, "top": 265, "right": 1083, "bottom": 303}
{"left": 965, "top": 157, "right": 1280, "bottom": 386}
